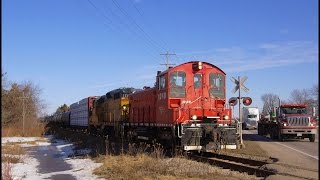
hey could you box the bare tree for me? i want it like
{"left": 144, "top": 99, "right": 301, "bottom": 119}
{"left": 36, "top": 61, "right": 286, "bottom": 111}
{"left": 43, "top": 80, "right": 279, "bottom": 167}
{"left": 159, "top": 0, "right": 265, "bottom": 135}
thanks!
{"left": 309, "top": 84, "right": 318, "bottom": 117}
{"left": 261, "top": 93, "right": 280, "bottom": 116}
{"left": 310, "top": 84, "right": 318, "bottom": 106}
{"left": 288, "top": 85, "right": 318, "bottom": 116}
{"left": 1, "top": 80, "right": 46, "bottom": 127}
{"left": 289, "top": 89, "right": 311, "bottom": 104}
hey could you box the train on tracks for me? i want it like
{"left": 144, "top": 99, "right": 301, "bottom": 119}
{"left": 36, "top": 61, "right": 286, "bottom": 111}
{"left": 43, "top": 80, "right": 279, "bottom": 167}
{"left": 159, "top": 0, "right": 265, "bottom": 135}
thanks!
{"left": 47, "top": 61, "right": 240, "bottom": 151}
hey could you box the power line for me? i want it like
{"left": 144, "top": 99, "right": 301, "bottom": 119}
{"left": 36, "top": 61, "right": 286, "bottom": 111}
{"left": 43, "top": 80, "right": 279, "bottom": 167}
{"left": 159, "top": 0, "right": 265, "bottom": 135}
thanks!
{"left": 129, "top": 0, "right": 169, "bottom": 51}
{"left": 87, "top": 0, "right": 116, "bottom": 31}
{"left": 111, "top": 0, "right": 167, "bottom": 52}
{"left": 86, "top": 0, "right": 182, "bottom": 67}
{"left": 130, "top": 0, "right": 144, "bottom": 17}
{"left": 85, "top": 0, "right": 163, "bottom": 64}
{"left": 128, "top": 0, "right": 182, "bottom": 65}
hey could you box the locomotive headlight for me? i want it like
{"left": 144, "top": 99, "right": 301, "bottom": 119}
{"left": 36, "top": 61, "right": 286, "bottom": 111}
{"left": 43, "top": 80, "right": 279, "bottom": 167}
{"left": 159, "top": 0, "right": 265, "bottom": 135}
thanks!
{"left": 198, "top": 62, "right": 202, "bottom": 70}
{"left": 122, "top": 105, "right": 127, "bottom": 111}
{"left": 191, "top": 115, "right": 197, "bottom": 120}
{"left": 223, "top": 115, "right": 229, "bottom": 120}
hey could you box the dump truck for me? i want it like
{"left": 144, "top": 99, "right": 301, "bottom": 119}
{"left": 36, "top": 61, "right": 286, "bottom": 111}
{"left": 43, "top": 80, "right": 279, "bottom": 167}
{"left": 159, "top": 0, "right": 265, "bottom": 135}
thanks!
{"left": 258, "top": 103, "right": 317, "bottom": 142}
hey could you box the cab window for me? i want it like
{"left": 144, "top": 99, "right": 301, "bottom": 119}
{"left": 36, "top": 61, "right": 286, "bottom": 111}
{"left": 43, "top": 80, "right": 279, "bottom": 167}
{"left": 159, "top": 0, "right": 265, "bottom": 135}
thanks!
{"left": 194, "top": 74, "right": 202, "bottom": 89}
{"left": 159, "top": 75, "right": 166, "bottom": 90}
{"left": 170, "top": 71, "right": 186, "bottom": 98}
{"left": 209, "top": 73, "right": 225, "bottom": 98}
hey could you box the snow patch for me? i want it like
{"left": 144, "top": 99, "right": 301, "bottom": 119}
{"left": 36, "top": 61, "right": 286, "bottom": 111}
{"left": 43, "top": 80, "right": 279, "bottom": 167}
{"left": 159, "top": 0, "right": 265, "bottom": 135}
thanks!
{"left": 1, "top": 136, "right": 102, "bottom": 180}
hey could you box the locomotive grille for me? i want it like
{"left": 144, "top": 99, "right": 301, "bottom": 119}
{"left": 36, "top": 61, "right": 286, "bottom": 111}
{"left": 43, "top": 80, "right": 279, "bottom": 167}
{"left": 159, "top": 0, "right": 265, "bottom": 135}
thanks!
{"left": 287, "top": 116, "right": 310, "bottom": 126}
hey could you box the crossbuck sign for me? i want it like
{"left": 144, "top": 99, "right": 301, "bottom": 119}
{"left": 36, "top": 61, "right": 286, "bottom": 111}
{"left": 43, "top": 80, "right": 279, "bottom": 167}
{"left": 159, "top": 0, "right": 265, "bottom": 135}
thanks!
{"left": 231, "top": 76, "right": 249, "bottom": 93}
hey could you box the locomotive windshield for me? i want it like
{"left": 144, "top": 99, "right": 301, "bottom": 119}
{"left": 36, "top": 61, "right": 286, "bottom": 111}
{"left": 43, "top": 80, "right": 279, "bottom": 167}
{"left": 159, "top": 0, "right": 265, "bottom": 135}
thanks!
{"left": 170, "top": 71, "right": 186, "bottom": 98}
{"left": 209, "top": 73, "right": 225, "bottom": 98}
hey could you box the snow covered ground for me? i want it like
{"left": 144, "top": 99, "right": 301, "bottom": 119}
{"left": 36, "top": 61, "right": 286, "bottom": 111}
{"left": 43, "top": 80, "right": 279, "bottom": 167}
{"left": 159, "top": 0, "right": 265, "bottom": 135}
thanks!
{"left": 2, "top": 136, "right": 103, "bottom": 180}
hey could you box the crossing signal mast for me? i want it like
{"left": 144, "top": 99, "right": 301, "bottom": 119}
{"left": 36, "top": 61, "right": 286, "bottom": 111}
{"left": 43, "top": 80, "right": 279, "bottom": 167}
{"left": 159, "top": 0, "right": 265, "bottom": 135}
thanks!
{"left": 229, "top": 76, "right": 252, "bottom": 148}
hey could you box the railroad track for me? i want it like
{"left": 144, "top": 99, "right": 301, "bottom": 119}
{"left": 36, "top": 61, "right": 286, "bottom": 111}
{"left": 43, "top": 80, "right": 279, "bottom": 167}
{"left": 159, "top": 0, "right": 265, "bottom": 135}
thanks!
{"left": 188, "top": 151, "right": 276, "bottom": 178}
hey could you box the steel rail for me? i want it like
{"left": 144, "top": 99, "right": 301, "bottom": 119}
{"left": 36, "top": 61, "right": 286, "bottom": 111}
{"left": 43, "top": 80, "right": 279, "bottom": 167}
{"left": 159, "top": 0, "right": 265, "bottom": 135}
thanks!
{"left": 188, "top": 152, "right": 277, "bottom": 178}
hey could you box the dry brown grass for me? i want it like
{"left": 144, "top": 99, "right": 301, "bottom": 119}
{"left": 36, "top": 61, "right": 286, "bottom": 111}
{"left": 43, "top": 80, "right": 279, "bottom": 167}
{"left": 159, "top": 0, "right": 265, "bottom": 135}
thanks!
{"left": 1, "top": 161, "right": 13, "bottom": 180}
{"left": 221, "top": 140, "right": 268, "bottom": 158}
{"left": 93, "top": 154, "right": 241, "bottom": 180}
{"left": 2, "top": 144, "right": 25, "bottom": 155}
{"left": 2, "top": 122, "right": 46, "bottom": 137}
{"left": 1, "top": 155, "right": 21, "bottom": 164}
{"left": 93, "top": 142, "right": 241, "bottom": 180}
{"left": 1, "top": 144, "right": 25, "bottom": 164}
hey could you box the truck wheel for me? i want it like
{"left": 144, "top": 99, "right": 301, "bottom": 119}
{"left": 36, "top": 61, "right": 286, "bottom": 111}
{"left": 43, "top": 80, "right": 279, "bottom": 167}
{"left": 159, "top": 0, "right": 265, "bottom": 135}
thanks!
{"left": 278, "top": 130, "right": 284, "bottom": 141}
{"left": 271, "top": 128, "right": 279, "bottom": 140}
{"left": 258, "top": 123, "right": 265, "bottom": 136}
{"left": 309, "top": 135, "right": 315, "bottom": 142}
{"left": 278, "top": 134, "right": 284, "bottom": 142}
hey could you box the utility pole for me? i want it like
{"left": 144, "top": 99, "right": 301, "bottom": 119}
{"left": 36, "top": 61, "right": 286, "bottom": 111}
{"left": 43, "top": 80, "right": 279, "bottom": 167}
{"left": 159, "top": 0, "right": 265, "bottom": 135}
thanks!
{"left": 238, "top": 76, "right": 243, "bottom": 146}
{"left": 19, "top": 92, "right": 29, "bottom": 137}
{"left": 160, "top": 51, "right": 176, "bottom": 69}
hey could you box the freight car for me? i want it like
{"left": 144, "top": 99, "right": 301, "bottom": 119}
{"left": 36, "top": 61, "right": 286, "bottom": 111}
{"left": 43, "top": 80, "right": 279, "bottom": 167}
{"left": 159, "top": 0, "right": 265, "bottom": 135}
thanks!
{"left": 69, "top": 96, "right": 99, "bottom": 127}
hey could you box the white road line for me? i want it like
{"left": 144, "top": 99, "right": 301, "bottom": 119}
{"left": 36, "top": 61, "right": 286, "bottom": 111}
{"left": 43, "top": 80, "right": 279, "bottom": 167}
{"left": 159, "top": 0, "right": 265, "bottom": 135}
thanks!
{"left": 274, "top": 142, "right": 318, "bottom": 160}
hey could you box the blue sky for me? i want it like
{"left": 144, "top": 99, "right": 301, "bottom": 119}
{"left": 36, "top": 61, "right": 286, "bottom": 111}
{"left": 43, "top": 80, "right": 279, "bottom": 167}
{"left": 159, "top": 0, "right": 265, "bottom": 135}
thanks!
{"left": 2, "top": 0, "right": 318, "bottom": 116}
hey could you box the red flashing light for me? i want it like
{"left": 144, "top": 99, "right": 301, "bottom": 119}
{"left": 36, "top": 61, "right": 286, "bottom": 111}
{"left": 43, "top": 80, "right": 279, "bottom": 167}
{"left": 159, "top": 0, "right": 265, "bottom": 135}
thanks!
{"left": 242, "top": 97, "right": 252, "bottom": 106}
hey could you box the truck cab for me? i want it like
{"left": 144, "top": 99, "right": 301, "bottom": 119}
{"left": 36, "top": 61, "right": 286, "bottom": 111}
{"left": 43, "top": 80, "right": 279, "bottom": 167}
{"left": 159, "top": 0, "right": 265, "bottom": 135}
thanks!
{"left": 258, "top": 104, "right": 317, "bottom": 142}
{"left": 277, "top": 104, "right": 317, "bottom": 141}
{"left": 242, "top": 107, "right": 259, "bottom": 130}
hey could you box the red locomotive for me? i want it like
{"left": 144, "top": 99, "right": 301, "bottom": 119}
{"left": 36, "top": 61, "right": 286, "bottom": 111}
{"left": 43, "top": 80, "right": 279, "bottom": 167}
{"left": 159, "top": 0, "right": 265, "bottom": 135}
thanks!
{"left": 125, "top": 61, "right": 238, "bottom": 151}
{"left": 50, "top": 61, "right": 239, "bottom": 151}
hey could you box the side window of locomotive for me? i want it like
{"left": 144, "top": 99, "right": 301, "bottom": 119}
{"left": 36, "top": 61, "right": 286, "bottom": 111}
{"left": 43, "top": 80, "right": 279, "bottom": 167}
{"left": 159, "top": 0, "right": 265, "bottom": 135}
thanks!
{"left": 194, "top": 74, "right": 202, "bottom": 89}
{"left": 159, "top": 76, "right": 166, "bottom": 90}
{"left": 209, "top": 73, "right": 225, "bottom": 98}
{"left": 169, "top": 71, "right": 186, "bottom": 98}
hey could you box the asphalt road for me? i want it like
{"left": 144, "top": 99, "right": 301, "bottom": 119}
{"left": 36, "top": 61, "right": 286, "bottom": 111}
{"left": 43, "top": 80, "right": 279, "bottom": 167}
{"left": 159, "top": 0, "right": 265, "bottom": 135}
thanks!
{"left": 243, "top": 129, "right": 319, "bottom": 171}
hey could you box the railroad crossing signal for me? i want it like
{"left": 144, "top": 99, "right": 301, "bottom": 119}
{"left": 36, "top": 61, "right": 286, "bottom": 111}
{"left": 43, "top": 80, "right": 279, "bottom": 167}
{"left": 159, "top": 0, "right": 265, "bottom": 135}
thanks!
{"left": 231, "top": 76, "right": 249, "bottom": 93}
{"left": 242, "top": 97, "right": 252, "bottom": 106}
{"left": 228, "top": 97, "right": 238, "bottom": 106}
{"left": 230, "top": 76, "right": 250, "bottom": 149}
